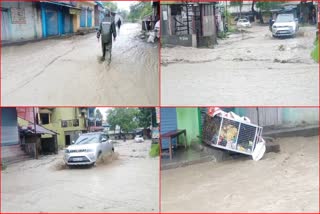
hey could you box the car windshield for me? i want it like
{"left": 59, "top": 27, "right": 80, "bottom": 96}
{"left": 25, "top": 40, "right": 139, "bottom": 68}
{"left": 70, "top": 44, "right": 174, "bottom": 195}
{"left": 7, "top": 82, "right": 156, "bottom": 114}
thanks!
{"left": 276, "top": 14, "right": 294, "bottom": 23}
{"left": 74, "top": 135, "right": 100, "bottom": 145}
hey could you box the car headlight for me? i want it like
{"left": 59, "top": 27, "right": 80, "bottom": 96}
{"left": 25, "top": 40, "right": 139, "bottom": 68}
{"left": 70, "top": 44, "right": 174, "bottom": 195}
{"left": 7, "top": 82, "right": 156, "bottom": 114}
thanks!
{"left": 272, "top": 25, "right": 277, "bottom": 29}
{"left": 65, "top": 149, "right": 70, "bottom": 153}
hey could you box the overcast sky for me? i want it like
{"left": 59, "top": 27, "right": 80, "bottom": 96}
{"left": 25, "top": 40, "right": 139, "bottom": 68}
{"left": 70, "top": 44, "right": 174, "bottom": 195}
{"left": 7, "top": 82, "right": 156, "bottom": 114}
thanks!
{"left": 97, "top": 107, "right": 112, "bottom": 121}
{"left": 112, "top": 1, "right": 138, "bottom": 11}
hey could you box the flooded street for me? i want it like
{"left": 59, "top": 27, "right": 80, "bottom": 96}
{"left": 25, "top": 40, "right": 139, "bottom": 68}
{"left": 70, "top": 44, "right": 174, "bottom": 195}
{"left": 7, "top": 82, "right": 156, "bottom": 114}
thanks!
{"left": 161, "top": 136, "right": 319, "bottom": 212}
{"left": 1, "top": 140, "right": 159, "bottom": 212}
{"left": 2, "top": 23, "right": 159, "bottom": 106}
{"left": 161, "top": 26, "right": 318, "bottom": 106}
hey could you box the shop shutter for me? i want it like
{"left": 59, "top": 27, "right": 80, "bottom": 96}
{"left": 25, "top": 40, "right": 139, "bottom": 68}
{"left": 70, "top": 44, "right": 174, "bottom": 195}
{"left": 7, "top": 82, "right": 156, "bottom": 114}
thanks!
{"left": 160, "top": 108, "right": 177, "bottom": 150}
{"left": 46, "top": 8, "right": 59, "bottom": 36}
{"left": 87, "top": 9, "right": 92, "bottom": 27}
{"left": 1, "top": 108, "right": 19, "bottom": 146}
{"left": 80, "top": 8, "right": 86, "bottom": 27}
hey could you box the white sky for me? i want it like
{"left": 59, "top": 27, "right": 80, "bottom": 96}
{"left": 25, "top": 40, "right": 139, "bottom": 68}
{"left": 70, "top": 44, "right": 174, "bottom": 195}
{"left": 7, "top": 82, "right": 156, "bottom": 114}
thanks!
{"left": 112, "top": 1, "right": 138, "bottom": 11}
{"left": 97, "top": 107, "right": 112, "bottom": 121}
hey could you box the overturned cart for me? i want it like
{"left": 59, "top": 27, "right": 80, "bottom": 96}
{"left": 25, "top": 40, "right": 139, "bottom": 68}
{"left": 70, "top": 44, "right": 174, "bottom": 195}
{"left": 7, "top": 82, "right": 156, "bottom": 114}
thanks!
{"left": 202, "top": 108, "right": 266, "bottom": 161}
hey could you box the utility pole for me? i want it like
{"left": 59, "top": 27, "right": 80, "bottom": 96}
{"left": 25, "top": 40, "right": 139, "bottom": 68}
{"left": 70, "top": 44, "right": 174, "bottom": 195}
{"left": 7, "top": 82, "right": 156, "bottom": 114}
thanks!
{"left": 33, "top": 107, "right": 38, "bottom": 159}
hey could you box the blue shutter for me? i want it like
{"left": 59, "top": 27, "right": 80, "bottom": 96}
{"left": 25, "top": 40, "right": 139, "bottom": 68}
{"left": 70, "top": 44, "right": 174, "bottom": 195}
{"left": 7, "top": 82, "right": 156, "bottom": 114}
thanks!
{"left": 63, "top": 12, "right": 72, "bottom": 34}
{"left": 45, "top": 8, "right": 59, "bottom": 36}
{"left": 80, "top": 9, "right": 86, "bottom": 27}
{"left": 1, "top": 108, "right": 19, "bottom": 146}
{"left": 87, "top": 9, "right": 92, "bottom": 27}
{"left": 160, "top": 108, "right": 177, "bottom": 150}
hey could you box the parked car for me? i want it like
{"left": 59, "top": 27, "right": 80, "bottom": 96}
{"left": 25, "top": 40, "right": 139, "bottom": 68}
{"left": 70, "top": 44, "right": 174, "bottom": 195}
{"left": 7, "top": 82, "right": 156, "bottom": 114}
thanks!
{"left": 134, "top": 135, "right": 144, "bottom": 143}
{"left": 237, "top": 19, "right": 251, "bottom": 28}
{"left": 272, "top": 13, "right": 299, "bottom": 38}
{"left": 64, "top": 132, "right": 114, "bottom": 167}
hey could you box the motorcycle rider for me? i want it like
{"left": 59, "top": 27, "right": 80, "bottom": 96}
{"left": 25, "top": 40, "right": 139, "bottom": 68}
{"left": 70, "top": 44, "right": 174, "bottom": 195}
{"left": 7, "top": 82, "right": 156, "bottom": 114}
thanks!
{"left": 97, "top": 10, "right": 117, "bottom": 61}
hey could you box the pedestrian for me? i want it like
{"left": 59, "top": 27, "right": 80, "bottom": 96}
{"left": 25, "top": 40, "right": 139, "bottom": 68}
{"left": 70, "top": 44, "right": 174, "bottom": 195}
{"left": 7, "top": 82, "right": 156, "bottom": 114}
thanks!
{"left": 97, "top": 11, "right": 117, "bottom": 62}
{"left": 117, "top": 19, "right": 122, "bottom": 32}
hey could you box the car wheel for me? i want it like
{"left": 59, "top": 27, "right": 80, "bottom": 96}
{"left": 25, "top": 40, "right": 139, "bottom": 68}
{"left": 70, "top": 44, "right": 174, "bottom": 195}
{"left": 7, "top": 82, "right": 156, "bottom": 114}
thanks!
{"left": 90, "top": 162, "right": 96, "bottom": 168}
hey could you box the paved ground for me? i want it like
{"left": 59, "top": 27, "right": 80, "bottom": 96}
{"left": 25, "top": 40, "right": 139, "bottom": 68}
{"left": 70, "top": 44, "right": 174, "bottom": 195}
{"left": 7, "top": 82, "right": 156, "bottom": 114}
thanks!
{"left": 1, "top": 140, "right": 159, "bottom": 212}
{"left": 2, "top": 23, "right": 159, "bottom": 106}
{"left": 161, "top": 25, "right": 318, "bottom": 106}
{"left": 161, "top": 136, "right": 319, "bottom": 212}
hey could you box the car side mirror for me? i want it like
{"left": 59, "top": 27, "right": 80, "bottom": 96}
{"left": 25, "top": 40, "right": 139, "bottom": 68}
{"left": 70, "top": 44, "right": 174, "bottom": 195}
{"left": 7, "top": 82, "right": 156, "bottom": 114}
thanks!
{"left": 101, "top": 138, "right": 107, "bottom": 142}
{"left": 71, "top": 140, "right": 75, "bottom": 144}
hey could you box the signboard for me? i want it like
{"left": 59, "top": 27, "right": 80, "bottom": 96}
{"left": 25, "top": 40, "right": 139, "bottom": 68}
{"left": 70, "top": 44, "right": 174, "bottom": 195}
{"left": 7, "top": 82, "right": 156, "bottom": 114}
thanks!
{"left": 69, "top": 8, "right": 81, "bottom": 15}
{"left": 11, "top": 8, "right": 26, "bottom": 24}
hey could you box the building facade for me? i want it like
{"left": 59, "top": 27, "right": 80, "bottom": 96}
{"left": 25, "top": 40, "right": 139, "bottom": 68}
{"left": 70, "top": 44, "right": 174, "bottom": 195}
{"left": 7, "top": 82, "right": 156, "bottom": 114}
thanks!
{"left": 161, "top": 2, "right": 217, "bottom": 48}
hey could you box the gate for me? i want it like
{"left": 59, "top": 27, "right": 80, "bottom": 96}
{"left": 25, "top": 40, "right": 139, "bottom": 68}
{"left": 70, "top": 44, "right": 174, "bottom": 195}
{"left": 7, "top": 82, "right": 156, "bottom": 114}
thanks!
{"left": 46, "top": 8, "right": 59, "bottom": 36}
{"left": 1, "top": 10, "right": 10, "bottom": 41}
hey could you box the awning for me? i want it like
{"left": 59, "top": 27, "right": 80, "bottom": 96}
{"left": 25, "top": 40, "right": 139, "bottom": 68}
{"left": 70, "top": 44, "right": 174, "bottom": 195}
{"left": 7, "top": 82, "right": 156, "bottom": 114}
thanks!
{"left": 18, "top": 117, "right": 58, "bottom": 135}
{"left": 41, "top": 1, "right": 81, "bottom": 13}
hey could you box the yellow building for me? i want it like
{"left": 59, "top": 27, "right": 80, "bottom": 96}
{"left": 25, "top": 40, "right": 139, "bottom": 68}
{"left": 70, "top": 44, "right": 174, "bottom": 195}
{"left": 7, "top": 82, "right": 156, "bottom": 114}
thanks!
{"left": 38, "top": 108, "right": 88, "bottom": 149}
{"left": 72, "top": 1, "right": 96, "bottom": 32}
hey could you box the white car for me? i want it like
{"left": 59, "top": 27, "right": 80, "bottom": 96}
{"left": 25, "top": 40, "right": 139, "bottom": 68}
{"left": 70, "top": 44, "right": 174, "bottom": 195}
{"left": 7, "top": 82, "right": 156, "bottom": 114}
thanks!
{"left": 237, "top": 19, "right": 251, "bottom": 28}
{"left": 134, "top": 135, "right": 144, "bottom": 143}
{"left": 64, "top": 132, "right": 114, "bottom": 167}
{"left": 272, "top": 13, "right": 299, "bottom": 37}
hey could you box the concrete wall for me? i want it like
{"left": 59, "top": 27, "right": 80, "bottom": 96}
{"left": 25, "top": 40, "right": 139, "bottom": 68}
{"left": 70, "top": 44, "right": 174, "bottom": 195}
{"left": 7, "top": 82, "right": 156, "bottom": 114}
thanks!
{"left": 176, "top": 108, "right": 201, "bottom": 145}
{"left": 281, "top": 108, "right": 318, "bottom": 125}
{"left": 161, "top": 35, "right": 194, "bottom": 47}
{"left": 1, "top": 2, "right": 42, "bottom": 42}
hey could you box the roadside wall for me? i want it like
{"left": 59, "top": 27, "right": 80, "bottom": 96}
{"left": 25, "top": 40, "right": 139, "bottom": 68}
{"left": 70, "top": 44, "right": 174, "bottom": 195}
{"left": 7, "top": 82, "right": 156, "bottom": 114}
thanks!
{"left": 177, "top": 108, "right": 201, "bottom": 145}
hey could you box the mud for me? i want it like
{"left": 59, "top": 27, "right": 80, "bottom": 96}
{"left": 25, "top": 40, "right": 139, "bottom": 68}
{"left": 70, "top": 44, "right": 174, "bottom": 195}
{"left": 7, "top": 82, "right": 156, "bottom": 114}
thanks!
{"left": 2, "top": 140, "right": 159, "bottom": 212}
{"left": 161, "top": 25, "right": 318, "bottom": 106}
{"left": 161, "top": 136, "right": 319, "bottom": 212}
{"left": 2, "top": 23, "right": 159, "bottom": 106}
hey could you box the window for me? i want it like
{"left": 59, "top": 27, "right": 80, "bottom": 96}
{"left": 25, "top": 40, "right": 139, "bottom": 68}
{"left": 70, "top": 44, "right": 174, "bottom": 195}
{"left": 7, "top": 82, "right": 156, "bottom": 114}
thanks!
{"left": 40, "top": 113, "right": 50, "bottom": 125}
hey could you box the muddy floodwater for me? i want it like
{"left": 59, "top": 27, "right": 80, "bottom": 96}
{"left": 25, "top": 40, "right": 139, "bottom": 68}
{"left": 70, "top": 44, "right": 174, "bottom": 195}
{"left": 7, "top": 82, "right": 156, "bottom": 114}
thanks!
{"left": 161, "top": 136, "right": 319, "bottom": 212}
{"left": 161, "top": 26, "right": 318, "bottom": 106}
{"left": 2, "top": 23, "right": 159, "bottom": 106}
{"left": 2, "top": 140, "right": 159, "bottom": 212}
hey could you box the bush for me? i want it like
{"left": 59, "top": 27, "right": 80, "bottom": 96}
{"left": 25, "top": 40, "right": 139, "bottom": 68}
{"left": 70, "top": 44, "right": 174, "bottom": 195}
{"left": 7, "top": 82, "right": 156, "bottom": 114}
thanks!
{"left": 149, "top": 143, "right": 159, "bottom": 157}
{"left": 311, "top": 40, "right": 319, "bottom": 62}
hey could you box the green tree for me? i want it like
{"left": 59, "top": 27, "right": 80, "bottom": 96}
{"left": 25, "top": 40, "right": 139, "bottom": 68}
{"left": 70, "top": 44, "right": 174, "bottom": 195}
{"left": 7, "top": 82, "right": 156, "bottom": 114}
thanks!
{"left": 127, "top": 2, "right": 152, "bottom": 22}
{"left": 137, "top": 108, "right": 156, "bottom": 128}
{"left": 118, "top": 9, "right": 129, "bottom": 21}
{"left": 107, "top": 108, "right": 139, "bottom": 133}
{"left": 256, "top": 2, "right": 283, "bottom": 23}
{"left": 230, "top": 0, "right": 243, "bottom": 18}
{"left": 103, "top": 2, "right": 118, "bottom": 12}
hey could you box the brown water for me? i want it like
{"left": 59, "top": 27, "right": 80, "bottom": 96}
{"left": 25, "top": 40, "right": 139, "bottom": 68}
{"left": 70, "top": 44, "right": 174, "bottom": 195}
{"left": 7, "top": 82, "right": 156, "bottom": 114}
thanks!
{"left": 161, "top": 136, "right": 319, "bottom": 212}
{"left": 2, "top": 23, "right": 159, "bottom": 106}
{"left": 2, "top": 140, "right": 159, "bottom": 212}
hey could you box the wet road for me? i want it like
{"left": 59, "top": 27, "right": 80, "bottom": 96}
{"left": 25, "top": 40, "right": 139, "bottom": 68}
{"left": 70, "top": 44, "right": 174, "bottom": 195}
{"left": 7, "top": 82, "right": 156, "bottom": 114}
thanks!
{"left": 161, "top": 136, "right": 319, "bottom": 212}
{"left": 1, "top": 140, "right": 159, "bottom": 212}
{"left": 2, "top": 23, "right": 159, "bottom": 106}
{"left": 161, "top": 26, "right": 318, "bottom": 106}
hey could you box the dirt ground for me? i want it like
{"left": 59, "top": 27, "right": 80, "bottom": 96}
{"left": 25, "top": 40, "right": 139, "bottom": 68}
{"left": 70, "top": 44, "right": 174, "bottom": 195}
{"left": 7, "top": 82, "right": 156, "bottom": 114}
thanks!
{"left": 2, "top": 23, "right": 159, "bottom": 106}
{"left": 161, "top": 25, "right": 318, "bottom": 106}
{"left": 1, "top": 140, "right": 159, "bottom": 212}
{"left": 161, "top": 136, "right": 319, "bottom": 212}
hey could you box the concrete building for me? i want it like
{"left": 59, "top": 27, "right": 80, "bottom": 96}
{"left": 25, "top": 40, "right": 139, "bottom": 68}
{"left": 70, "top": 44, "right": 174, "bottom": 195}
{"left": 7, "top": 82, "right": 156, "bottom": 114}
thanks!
{"left": 161, "top": 1, "right": 217, "bottom": 48}
{"left": 1, "top": 2, "right": 42, "bottom": 42}
{"left": 38, "top": 107, "right": 88, "bottom": 148}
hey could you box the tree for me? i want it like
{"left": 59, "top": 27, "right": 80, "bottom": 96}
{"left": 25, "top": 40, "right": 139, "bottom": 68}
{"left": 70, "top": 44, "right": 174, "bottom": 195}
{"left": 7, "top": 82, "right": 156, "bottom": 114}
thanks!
{"left": 103, "top": 2, "right": 118, "bottom": 12}
{"left": 137, "top": 108, "right": 156, "bottom": 128}
{"left": 127, "top": 2, "right": 152, "bottom": 22}
{"left": 256, "top": 2, "right": 284, "bottom": 23}
{"left": 95, "top": 109, "right": 103, "bottom": 120}
{"left": 107, "top": 108, "right": 139, "bottom": 133}
{"left": 118, "top": 9, "right": 129, "bottom": 21}
{"left": 230, "top": 0, "right": 243, "bottom": 18}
